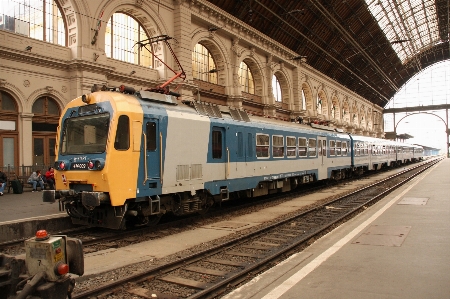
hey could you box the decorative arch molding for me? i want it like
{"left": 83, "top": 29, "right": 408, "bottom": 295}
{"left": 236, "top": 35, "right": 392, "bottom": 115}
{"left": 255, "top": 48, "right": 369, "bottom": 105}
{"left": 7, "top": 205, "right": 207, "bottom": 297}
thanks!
{"left": 342, "top": 97, "right": 350, "bottom": 123}
{"left": 59, "top": 0, "right": 79, "bottom": 47}
{"left": 351, "top": 103, "right": 359, "bottom": 126}
{"left": 26, "top": 87, "right": 67, "bottom": 113}
{"left": 360, "top": 107, "right": 367, "bottom": 129}
{"left": 0, "top": 81, "right": 26, "bottom": 112}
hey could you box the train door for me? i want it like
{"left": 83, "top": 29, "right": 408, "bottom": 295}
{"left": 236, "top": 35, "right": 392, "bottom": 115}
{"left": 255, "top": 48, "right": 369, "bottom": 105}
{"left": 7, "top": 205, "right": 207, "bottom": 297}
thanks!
{"left": 211, "top": 127, "right": 227, "bottom": 180}
{"left": 317, "top": 136, "right": 328, "bottom": 180}
{"left": 235, "top": 131, "right": 246, "bottom": 177}
{"left": 145, "top": 120, "right": 161, "bottom": 188}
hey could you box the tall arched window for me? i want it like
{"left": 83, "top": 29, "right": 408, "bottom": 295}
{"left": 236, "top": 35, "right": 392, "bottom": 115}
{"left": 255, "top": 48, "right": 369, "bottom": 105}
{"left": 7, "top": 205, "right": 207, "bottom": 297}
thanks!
{"left": 2, "top": 1, "right": 66, "bottom": 46}
{"left": 239, "top": 61, "right": 254, "bottom": 94}
{"left": 0, "top": 91, "right": 19, "bottom": 167}
{"left": 192, "top": 43, "right": 217, "bottom": 83}
{"left": 272, "top": 75, "right": 282, "bottom": 102}
{"left": 105, "top": 13, "right": 153, "bottom": 67}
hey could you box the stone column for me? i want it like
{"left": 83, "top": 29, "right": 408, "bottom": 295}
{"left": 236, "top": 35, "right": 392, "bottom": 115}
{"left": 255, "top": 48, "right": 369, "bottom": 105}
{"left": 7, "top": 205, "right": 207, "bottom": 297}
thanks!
{"left": 19, "top": 113, "right": 34, "bottom": 166}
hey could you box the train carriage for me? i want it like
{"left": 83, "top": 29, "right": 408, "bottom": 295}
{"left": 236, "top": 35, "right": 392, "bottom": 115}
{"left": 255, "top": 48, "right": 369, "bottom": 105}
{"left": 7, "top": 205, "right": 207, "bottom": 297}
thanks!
{"left": 43, "top": 87, "right": 423, "bottom": 229}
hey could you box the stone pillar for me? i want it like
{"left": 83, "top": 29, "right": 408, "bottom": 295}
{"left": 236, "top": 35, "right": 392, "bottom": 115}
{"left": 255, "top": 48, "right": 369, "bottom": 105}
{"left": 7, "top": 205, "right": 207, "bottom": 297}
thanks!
{"left": 19, "top": 113, "right": 34, "bottom": 166}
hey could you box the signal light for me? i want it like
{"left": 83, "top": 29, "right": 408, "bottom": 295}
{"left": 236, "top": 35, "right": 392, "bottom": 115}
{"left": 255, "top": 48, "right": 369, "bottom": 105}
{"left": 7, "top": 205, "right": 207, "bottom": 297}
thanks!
{"left": 59, "top": 161, "right": 65, "bottom": 170}
{"left": 35, "top": 230, "right": 49, "bottom": 241}
{"left": 55, "top": 262, "right": 69, "bottom": 275}
{"left": 88, "top": 161, "right": 94, "bottom": 169}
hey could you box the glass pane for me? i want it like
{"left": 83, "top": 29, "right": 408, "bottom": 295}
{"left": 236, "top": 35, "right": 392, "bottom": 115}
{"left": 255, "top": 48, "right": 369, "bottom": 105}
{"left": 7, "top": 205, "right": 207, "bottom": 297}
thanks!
{"left": 3, "top": 137, "right": 15, "bottom": 167}
{"left": 237, "top": 132, "right": 243, "bottom": 157}
{"left": 115, "top": 115, "right": 130, "bottom": 150}
{"left": 212, "top": 130, "right": 222, "bottom": 159}
{"left": 47, "top": 98, "right": 59, "bottom": 115}
{"left": 106, "top": 13, "right": 151, "bottom": 67}
{"left": 33, "top": 138, "right": 44, "bottom": 166}
{"left": 48, "top": 138, "right": 56, "bottom": 164}
{"left": 32, "top": 98, "right": 45, "bottom": 114}
{"left": 61, "top": 113, "right": 110, "bottom": 154}
{"left": 272, "top": 75, "right": 282, "bottom": 102}
{"left": 146, "top": 121, "right": 156, "bottom": 151}
{"left": 1, "top": 91, "right": 17, "bottom": 111}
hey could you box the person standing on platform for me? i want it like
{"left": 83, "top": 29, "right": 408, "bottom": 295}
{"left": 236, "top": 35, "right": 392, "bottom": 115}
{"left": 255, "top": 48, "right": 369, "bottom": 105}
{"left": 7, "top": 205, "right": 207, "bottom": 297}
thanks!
{"left": 28, "top": 170, "right": 44, "bottom": 192}
{"left": 45, "top": 167, "right": 55, "bottom": 190}
{"left": 0, "top": 170, "right": 6, "bottom": 196}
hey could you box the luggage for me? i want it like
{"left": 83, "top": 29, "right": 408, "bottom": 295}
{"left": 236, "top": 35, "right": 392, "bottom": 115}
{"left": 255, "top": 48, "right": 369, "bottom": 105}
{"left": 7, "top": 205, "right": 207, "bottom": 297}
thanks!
{"left": 11, "top": 180, "right": 23, "bottom": 194}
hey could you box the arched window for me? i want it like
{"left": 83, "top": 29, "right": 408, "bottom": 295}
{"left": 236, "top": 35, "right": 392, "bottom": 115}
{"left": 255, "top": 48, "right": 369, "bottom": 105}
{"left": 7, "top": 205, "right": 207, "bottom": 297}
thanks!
{"left": 0, "top": 91, "right": 19, "bottom": 167}
{"left": 316, "top": 95, "right": 323, "bottom": 114}
{"left": 32, "top": 96, "right": 60, "bottom": 167}
{"left": 239, "top": 61, "right": 254, "bottom": 94}
{"left": 105, "top": 13, "right": 153, "bottom": 67}
{"left": 272, "top": 75, "right": 282, "bottom": 102}
{"left": 2, "top": 1, "right": 66, "bottom": 46}
{"left": 301, "top": 89, "right": 307, "bottom": 110}
{"left": 192, "top": 43, "right": 217, "bottom": 83}
{"left": 32, "top": 96, "right": 59, "bottom": 116}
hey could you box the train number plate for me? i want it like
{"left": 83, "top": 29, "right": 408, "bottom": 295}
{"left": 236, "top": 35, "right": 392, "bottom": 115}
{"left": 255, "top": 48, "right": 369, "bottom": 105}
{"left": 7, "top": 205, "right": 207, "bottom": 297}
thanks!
{"left": 70, "top": 162, "right": 88, "bottom": 170}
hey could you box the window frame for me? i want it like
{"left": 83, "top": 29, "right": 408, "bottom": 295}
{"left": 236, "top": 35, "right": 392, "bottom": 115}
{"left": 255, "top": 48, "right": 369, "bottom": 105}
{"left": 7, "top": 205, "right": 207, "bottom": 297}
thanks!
{"left": 272, "top": 135, "right": 284, "bottom": 158}
{"left": 256, "top": 133, "right": 270, "bottom": 158}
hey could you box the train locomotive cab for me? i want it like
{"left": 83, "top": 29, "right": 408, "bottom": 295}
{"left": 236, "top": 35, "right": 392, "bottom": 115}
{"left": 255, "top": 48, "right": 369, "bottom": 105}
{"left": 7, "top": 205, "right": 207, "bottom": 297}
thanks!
{"left": 43, "top": 91, "right": 144, "bottom": 229}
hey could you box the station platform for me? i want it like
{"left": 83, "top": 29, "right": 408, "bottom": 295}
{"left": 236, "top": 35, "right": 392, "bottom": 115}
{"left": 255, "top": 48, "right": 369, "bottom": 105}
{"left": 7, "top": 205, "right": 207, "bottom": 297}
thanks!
{"left": 223, "top": 158, "right": 450, "bottom": 299}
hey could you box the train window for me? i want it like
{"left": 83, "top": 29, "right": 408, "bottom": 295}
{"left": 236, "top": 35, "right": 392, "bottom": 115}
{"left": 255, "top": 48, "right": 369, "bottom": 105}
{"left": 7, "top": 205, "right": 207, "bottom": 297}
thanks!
{"left": 336, "top": 140, "right": 342, "bottom": 156}
{"left": 286, "top": 136, "right": 296, "bottom": 157}
{"left": 272, "top": 135, "right": 284, "bottom": 158}
{"left": 308, "top": 138, "right": 317, "bottom": 157}
{"left": 322, "top": 140, "right": 327, "bottom": 156}
{"left": 212, "top": 130, "right": 222, "bottom": 159}
{"left": 115, "top": 115, "right": 130, "bottom": 150}
{"left": 364, "top": 144, "right": 369, "bottom": 155}
{"left": 248, "top": 133, "right": 254, "bottom": 157}
{"left": 146, "top": 122, "right": 157, "bottom": 151}
{"left": 329, "top": 140, "right": 336, "bottom": 156}
{"left": 342, "top": 141, "right": 347, "bottom": 155}
{"left": 237, "top": 132, "right": 243, "bottom": 157}
{"left": 256, "top": 134, "right": 269, "bottom": 158}
{"left": 298, "top": 137, "right": 307, "bottom": 157}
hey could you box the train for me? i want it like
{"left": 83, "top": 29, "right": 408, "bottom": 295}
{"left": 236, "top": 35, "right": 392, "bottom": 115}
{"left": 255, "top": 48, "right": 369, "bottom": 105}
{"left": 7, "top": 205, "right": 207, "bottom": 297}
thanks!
{"left": 42, "top": 84, "right": 424, "bottom": 230}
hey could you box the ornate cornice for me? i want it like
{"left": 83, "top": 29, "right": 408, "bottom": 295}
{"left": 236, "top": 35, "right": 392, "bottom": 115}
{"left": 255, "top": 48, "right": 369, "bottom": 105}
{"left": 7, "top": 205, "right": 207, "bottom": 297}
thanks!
{"left": 0, "top": 47, "right": 69, "bottom": 70}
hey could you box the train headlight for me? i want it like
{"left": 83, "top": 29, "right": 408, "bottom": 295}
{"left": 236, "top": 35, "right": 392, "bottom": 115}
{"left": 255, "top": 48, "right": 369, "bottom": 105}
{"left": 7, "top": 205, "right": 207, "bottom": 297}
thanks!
{"left": 88, "top": 161, "right": 94, "bottom": 169}
{"left": 94, "top": 159, "right": 105, "bottom": 170}
{"left": 59, "top": 161, "right": 66, "bottom": 170}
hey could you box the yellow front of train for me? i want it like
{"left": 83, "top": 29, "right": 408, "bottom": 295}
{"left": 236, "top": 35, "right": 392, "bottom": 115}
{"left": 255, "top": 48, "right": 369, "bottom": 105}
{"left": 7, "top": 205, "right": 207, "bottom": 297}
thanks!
{"left": 43, "top": 91, "right": 144, "bottom": 229}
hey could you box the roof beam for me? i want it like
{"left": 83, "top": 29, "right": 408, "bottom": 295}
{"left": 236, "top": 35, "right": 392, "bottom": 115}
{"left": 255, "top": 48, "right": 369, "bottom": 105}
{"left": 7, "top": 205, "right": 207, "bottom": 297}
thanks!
{"left": 310, "top": 0, "right": 400, "bottom": 93}
{"left": 254, "top": 0, "right": 391, "bottom": 104}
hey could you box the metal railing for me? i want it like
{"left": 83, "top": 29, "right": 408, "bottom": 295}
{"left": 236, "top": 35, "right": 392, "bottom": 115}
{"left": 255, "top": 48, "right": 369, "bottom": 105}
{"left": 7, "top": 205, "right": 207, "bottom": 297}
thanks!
{"left": 1, "top": 165, "right": 52, "bottom": 178}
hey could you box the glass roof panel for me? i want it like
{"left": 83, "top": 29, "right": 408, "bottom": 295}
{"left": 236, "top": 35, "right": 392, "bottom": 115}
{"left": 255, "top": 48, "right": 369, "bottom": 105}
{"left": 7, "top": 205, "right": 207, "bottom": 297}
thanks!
{"left": 365, "top": 0, "right": 440, "bottom": 64}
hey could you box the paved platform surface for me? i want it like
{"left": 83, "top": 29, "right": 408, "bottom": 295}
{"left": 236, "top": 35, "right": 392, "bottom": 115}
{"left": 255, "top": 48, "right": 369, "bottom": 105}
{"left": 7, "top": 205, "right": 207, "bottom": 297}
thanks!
{"left": 223, "top": 158, "right": 450, "bottom": 299}
{"left": 0, "top": 189, "right": 64, "bottom": 222}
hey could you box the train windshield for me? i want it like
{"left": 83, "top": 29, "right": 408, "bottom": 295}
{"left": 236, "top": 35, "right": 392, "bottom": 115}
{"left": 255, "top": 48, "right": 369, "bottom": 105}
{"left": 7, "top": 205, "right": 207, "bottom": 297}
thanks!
{"left": 60, "top": 113, "right": 110, "bottom": 154}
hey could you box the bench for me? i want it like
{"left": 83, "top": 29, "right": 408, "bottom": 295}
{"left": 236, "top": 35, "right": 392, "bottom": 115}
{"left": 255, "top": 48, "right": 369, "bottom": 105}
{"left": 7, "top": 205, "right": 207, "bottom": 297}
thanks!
{"left": 7, "top": 175, "right": 49, "bottom": 193}
{"left": 19, "top": 176, "right": 49, "bottom": 191}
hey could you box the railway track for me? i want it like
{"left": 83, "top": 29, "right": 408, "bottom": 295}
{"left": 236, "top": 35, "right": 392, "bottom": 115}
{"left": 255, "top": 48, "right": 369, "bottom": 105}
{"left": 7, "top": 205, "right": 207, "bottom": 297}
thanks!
{"left": 0, "top": 160, "right": 410, "bottom": 255}
{"left": 72, "top": 157, "right": 442, "bottom": 299}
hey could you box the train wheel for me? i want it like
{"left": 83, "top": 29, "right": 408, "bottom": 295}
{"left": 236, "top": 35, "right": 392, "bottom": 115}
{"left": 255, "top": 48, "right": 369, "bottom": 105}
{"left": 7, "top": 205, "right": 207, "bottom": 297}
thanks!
{"left": 146, "top": 215, "right": 162, "bottom": 226}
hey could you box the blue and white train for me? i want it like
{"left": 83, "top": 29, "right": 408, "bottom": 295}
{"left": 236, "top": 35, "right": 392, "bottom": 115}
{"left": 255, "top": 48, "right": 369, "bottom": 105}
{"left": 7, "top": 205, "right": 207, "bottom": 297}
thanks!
{"left": 43, "top": 86, "right": 423, "bottom": 229}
